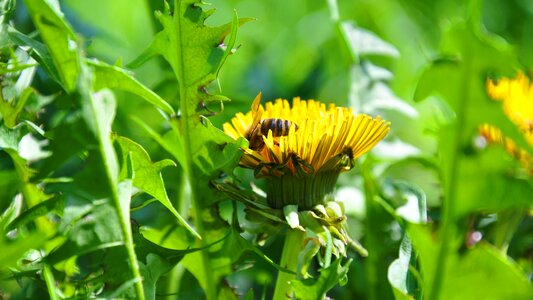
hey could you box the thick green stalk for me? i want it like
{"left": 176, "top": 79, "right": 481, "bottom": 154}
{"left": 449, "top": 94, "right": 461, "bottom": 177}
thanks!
{"left": 164, "top": 174, "right": 191, "bottom": 299}
{"left": 112, "top": 189, "right": 145, "bottom": 300}
{"left": 172, "top": 0, "right": 216, "bottom": 297}
{"left": 428, "top": 201, "right": 455, "bottom": 300}
{"left": 43, "top": 265, "right": 58, "bottom": 300}
{"left": 428, "top": 118, "right": 458, "bottom": 300}
{"left": 188, "top": 179, "right": 216, "bottom": 300}
{"left": 326, "top": 1, "right": 391, "bottom": 297}
{"left": 85, "top": 96, "right": 145, "bottom": 300}
{"left": 326, "top": 0, "right": 359, "bottom": 65}
{"left": 165, "top": 264, "right": 186, "bottom": 300}
{"left": 429, "top": 54, "right": 472, "bottom": 300}
{"left": 361, "top": 159, "right": 393, "bottom": 300}
{"left": 273, "top": 228, "right": 305, "bottom": 300}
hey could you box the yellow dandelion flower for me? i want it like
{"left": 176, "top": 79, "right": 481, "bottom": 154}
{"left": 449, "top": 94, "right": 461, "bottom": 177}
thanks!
{"left": 223, "top": 93, "right": 390, "bottom": 208}
{"left": 480, "top": 71, "right": 533, "bottom": 174}
{"left": 478, "top": 124, "right": 532, "bottom": 170}
{"left": 486, "top": 71, "right": 533, "bottom": 144}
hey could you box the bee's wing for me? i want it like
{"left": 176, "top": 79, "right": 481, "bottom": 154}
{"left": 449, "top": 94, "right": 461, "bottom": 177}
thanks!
{"left": 251, "top": 92, "right": 264, "bottom": 126}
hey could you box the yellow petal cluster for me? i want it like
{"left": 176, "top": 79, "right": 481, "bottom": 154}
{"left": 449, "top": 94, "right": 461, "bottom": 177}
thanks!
{"left": 223, "top": 95, "right": 390, "bottom": 176}
{"left": 486, "top": 71, "right": 533, "bottom": 145}
{"left": 478, "top": 124, "right": 532, "bottom": 170}
{"left": 480, "top": 71, "right": 533, "bottom": 173}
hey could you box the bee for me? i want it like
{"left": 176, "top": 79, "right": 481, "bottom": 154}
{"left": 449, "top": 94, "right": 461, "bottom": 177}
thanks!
{"left": 245, "top": 92, "right": 298, "bottom": 150}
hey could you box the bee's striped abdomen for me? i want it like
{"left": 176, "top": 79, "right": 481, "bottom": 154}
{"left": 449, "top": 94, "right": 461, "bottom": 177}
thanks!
{"left": 260, "top": 119, "right": 295, "bottom": 136}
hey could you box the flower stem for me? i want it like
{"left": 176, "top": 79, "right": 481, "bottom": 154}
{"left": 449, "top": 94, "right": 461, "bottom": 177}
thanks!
{"left": 163, "top": 175, "right": 192, "bottom": 299}
{"left": 43, "top": 263, "right": 58, "bottom": 300}
{"left": 429, "top": 58, "right": 474, "bottom": 300}
{"left": 172, "top": 0, "right": 216, "bottom": 296}
{"left": 273, "top": 228, "right": 305, "bottom": 300}
{"left": 361, "top": 158, "right": 390, "bottom": 300}
{"left": 164, "top": 264, "right": 185, "bottom": 299}
{"left": 114, "top": 194, "right": 145, "bottom": 300}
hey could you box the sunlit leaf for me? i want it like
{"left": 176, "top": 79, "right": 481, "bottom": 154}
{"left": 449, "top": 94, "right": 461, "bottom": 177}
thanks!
{"left": 6, "top": 195, "right": 63, "bottom": 231}
{"left": 0, "top": 61, "right": 36, "bottom": 128}
{"left": 387, "top": 180, "right": 428, "bottom": 224}
{"left": 17, "top": 136, "right": 49, "bottom": 167}
{"left": 67, "top": 89, "right": 118, "bottom": 198}
{"left": 2, "top": 143, "right": 55, "bottom": 233}
{"left": 89, "top": 59, "right": 175, "bottom": 115}
{"left": 129, "top": 2, "right": 250, "bottom": 297}
{"left": 23, "top": 0, "right": 80, "bottom": 92}
{"left": 20, "top": 1, "right": 146, "bottom": 295}
{"left": 0, "top": 123, "right": 24, "bottom": 150}
{"left": 133, "top": 226, "right": 207, "bottom": 265}
{"left": 129, "top": 2, "right": 251, "bottom": 101}
{"left": 115, "top": 135, "right": 199, "bottom": 238}
{"left": 283, "top": 205, "right": 303, "bottom": 230}
{"left": 388, "top": 236, "right": 418, "bottom": 300}
{"left": 131, "top": 116, "right": 188, "bottom": 173}
{"left": 292, "top": 258, "right": 352, "bottom": 299}
{"left": 7, "top": 27, "right": 62, "bottom": 85}
{"left": 140, "top": 254, "right": 172, "bottom": 300}
{"left": 455, "top": 147, "right": 533, "bottom": 216}
{"left": 46, "top": 200, "right": 124, "bottom": 264}
{"left": 0, "top": 233, "right": 47, "bottom": 269}
{"left": 442, "top": 245, "right": 533, "bottom": 299}
{"left": 133, "top": 221, "right": 219, "bottom": 299}
{"left": 0, "top": 195, "right": 22, "bottom": 231}
{"left": 184, "top": 225, "right": 293, "bottom": 293}
{"left": 181, "top": 119, "right": 246, "bottom": 181}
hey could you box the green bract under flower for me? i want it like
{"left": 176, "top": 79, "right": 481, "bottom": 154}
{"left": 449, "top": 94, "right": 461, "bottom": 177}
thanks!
{"left": 224, "top": 94, "right": 390, "bottom": 209}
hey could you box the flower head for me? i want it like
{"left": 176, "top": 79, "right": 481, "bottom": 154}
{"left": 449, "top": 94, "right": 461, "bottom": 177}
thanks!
{"left": 224, "top": 93, "right": 390, "bottom": 208}
{"left": 480, "top": 71, "right": 533, "bottom": 174}
{"left": 224, "top": 93, "right": 390, "bottom": 175}
{"left": 486, "top": 71, "right": 533, "bottom": 144}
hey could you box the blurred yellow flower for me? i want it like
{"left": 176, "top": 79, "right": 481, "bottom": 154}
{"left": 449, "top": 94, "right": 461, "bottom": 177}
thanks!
{"left": 480, "top": 71, "right": 533, "bottom": 173}
{"left": 486, "top": 71, "right": 533, "bottom": 144}
{"left": 223, "top": 93, "right": 390, "bottom": 208}
{"left": 478, "top": 124, "right": 532, "bottom": 169}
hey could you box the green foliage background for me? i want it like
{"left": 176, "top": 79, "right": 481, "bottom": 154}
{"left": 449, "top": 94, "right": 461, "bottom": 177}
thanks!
{"left": 1, "top": 0, "right": 532, "bottom": 299}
